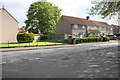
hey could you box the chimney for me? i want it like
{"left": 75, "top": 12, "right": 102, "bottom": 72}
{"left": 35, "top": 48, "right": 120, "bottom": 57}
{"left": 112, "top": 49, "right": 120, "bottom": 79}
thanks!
{"left": 86, "top": 16, "right": 90, "bottom": 20}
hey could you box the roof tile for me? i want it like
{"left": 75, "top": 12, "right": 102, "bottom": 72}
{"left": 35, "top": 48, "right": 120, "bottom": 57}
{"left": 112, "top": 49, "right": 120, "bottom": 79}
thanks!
{"left": 63, "top": 15, "right": 112, "bottom": 28}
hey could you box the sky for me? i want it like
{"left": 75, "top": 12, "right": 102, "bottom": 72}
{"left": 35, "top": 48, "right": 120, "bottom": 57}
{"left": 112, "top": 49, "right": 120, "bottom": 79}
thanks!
{"left": 0, "top": 0, "right": 118, "bottom": 28}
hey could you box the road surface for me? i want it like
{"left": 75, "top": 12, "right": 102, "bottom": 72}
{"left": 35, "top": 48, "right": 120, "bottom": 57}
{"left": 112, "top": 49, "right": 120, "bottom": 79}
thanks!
{"left": 1, "top": 41, "right": 119, "bottom": 78}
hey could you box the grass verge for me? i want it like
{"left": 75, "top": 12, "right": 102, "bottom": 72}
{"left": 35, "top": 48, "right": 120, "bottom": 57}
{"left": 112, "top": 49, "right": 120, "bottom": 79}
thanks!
{"left": 0, "top": 42, "right": 64, "bottom": 48}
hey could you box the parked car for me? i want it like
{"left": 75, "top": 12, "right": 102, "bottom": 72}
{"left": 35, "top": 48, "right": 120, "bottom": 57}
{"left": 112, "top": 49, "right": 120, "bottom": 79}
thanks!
{"left": 106, "top": 35, "right": 116, "bottom": 38}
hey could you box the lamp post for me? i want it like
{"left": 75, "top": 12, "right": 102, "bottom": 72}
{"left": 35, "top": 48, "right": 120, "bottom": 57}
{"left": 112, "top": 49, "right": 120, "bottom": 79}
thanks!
{"left": 85, "top": 16, "right": 89, "bottom": 37}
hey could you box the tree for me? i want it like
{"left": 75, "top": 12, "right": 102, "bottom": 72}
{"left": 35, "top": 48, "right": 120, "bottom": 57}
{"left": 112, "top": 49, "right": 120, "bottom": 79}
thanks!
{"left": 25, "top": 0, "right": 61, "bottom": 34}
{"left": 88, "top": 0, "right": 120, "bottom": 19}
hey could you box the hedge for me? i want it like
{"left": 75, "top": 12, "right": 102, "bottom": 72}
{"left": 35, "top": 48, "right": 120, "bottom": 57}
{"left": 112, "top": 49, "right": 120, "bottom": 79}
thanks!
{"left": 64, "top": 38, "right": 68, "bottom": 43}
{"left": 40, "top": 35, "right": 48, "bottom": 41}
{"left": 64, "top": 37, "right": 109, "bottom": 44}
{"left": 113, "top": 33, "right": 120, "bottom": 37}
{"left": 17, "top": 33, "right": 34, "bottom": 43}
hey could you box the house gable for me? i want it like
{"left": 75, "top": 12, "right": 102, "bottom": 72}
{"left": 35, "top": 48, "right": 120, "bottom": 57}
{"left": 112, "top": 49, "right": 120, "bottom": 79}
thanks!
{"left": 0, "top": 8, "right": 19, "bottom": 43}
{"left": 1, "top": 8, "right": 19, "bottom": 23}
{"left": 56, "top": 15, "right": 72, "bottom": 34}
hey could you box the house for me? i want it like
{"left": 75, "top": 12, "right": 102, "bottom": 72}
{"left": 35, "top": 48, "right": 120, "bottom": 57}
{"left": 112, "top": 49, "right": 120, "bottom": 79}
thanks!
{"left": 111, "top": 25, "right": 120, "bottom": 33}
{"left": 56, "top": 15, "right": 113, "bottom": 38}
{"left": 18, "top": 28, "right": 26, "bottom": 33}
{"left": 0, "top": 8, "right": 19, "bottom": 43}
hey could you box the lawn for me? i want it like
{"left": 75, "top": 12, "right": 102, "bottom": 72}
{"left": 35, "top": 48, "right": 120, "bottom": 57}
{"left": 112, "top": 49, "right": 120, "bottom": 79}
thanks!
{"left": 0, "top": 42, "right": 64, "bottom": 47}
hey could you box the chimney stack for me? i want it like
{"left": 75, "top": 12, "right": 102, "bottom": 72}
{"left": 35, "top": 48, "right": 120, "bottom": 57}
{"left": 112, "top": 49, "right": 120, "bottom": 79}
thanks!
{"left": 86, "top": 16, "right": 90, "bottom": 20}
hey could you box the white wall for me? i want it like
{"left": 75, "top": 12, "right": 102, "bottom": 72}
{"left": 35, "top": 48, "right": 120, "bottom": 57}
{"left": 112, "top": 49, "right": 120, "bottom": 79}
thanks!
{"left": 1, "top": 8, "right": 18, "bottom": 43}
{"left": 0, "top": 9, "right": 2, "bottom": 43}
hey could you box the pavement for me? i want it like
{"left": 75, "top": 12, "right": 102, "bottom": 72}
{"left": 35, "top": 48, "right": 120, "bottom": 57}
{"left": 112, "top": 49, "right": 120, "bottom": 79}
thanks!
{"left": 0, "top": 40, "right": 119, "bottom": 52}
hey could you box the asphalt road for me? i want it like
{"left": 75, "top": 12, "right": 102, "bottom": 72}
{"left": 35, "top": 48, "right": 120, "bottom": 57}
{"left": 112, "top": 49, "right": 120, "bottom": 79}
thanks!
{"left": 1, "top": 41, "right": 119, "bottom": 78}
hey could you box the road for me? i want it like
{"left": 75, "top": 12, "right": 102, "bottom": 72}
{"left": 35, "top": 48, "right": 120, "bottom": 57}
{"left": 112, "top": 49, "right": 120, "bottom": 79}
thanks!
{"left": 1, "top": 41, "right": 119, "bottom": 78}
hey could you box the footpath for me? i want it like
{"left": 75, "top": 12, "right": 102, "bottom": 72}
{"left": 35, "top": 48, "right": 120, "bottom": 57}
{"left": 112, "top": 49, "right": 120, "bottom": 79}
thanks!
{"left": 0, "top": 41, "right": 118, "bottom": 52}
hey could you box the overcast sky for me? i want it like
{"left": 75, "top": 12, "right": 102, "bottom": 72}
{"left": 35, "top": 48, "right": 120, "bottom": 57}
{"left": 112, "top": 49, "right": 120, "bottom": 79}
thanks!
{"left": 0, "top": 0, "right": 117, "bottom": 27}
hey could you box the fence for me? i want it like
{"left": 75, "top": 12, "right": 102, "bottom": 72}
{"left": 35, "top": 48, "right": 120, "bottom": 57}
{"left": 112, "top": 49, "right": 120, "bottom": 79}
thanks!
{"left": 0, "top": 35, "right": 66, "bottom": 48}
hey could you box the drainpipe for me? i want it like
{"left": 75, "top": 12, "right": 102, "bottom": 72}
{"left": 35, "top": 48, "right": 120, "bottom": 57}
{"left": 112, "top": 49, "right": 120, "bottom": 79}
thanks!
{"left": 85, "top": 16, "right": 89, "bottom": 37}
{"left": 118, "top": 11, "right": 120, "bottom": 26}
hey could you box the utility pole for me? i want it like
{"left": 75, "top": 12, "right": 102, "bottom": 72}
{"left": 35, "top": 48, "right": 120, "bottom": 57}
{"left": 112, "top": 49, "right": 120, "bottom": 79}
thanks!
{"left": 118, "top": 11, "right": 120, "bottom": 26}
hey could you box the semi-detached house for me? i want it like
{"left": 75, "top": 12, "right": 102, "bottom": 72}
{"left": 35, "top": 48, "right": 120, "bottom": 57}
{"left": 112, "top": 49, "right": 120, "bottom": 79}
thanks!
{"left": 56, "top": 15, "right": 113, "bottom": 37}
{"left": 0, "top": 8, "right": 19, "bottom": 43}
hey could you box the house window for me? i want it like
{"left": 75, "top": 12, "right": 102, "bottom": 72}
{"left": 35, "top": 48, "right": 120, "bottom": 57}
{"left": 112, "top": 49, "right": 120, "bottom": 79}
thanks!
{"left": 88, "top": 26, "right": 91, "bottom": 30}
{"left": 99, "top": 27, "right": 101, "bottom": 30}
{"left": 82, "top": 25, "right": 85, "bottom": 29}
{"left": 73, "top": 24, "right": 78, "bottom": 29}
{"left": 94, "top": 26, "right": 97, "bottom": 29}
{"left": 110, "top": 28, "right": 113, "bottom": 31}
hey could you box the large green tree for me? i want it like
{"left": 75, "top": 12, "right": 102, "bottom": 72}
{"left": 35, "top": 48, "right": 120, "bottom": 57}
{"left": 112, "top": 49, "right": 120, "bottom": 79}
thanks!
{"left": 25, "top": 1, "right": 61, "bottom": 34}
{"left": 88, "top": 0, "right": 120, "bottom": 19}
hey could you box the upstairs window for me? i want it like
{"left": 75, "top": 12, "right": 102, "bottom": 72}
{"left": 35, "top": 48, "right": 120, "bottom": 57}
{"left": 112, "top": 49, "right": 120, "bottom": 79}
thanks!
{"left": 82, "top": 25, "right": 85, "bottom": 29}
{"left": 73, "top": 24, "right": 78, "bottom": 29}
{"left": 87, "top": 26, "right": 91, "bottom": 30}
{"left": 110, "top": 28, "right": 113, "bottom": 30}
{"left": 94, "top": 26, "right": 97, "bottom": 30}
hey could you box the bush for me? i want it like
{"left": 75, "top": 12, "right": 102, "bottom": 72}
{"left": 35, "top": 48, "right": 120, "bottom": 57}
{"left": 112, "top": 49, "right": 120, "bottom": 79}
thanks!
{"left": 64, "top": 38, "right": 68, "bottom": 43}
{"left": 40, "top": 35, "right": 48, "bottom": 41}
{"left": 113, "top": 33, "right": 120, "bottom": 37}
{"left": 65, "top": 36, "right": 110, "bottom": 44}
{"left": 102, "top": 37, "right": 109, "bottom": 41}
{"left": 76, "top": 37, "right": 102, "bottom": 43}
{"left": 17, "top": 33, "right": 34, "bottom": 43}
{"left": 109, "top": 37, "right": 117, "bottom": 40}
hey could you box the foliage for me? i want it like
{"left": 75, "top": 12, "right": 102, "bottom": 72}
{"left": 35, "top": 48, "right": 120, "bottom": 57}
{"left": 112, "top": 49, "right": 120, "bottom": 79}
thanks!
{"left": 25, "top": 1, "right": 61, "bottom": 34}
{"left": 114, "top": 33, "right": 120, "bottom": 36}
{"left": 65, "top": 37, "right": 110, "bottom": 44}
{"left": 88, "top": 1, "right": 120, "bottom": 19}
{"left": 40, "top": 35, "right": 48, "bottom": 41}
{"left": 109, "top": 37, "right": 117, "bottom": 40}
{"left": 17, "top": 33, "right": 34, "bottom": 43}
{"left": 102, "top": 37, "right": 109, "bottom": 41}
{"left": 64, "top": 38, "right": 68, "bottom": 43}
{"left": 76, "top": 37, "right": 103, "bottom": 43}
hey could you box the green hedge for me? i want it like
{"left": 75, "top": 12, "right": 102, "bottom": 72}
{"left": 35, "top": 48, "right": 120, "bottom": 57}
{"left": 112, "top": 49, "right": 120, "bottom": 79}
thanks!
{"left": 40, "top": 35, "right": 48, "bottom": 41}
{"left": 76, "top": 37, "right": 102, "bottom": 43}
{"left": 64, "top": 38, "right": 68, "bottom": 43}
{"left": 113, "top": 33, "right": 120, "bottom": 36}
{"left": 17, "top": 33, "right": 34, "bottom": 43}
{"left": 109, "top": 37, "right": 117, "bottom": 40}
{"left": 65, "top": 37, "right": 109, "bottom": 44}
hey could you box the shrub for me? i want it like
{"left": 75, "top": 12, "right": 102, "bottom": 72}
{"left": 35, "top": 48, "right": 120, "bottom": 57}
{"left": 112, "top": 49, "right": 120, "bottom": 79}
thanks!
{"left": 65, "top": 36, "right": 110, "bottom": 44}
{"left": 102, "top": 37, "right": 109, "bottom": 41}
{"left": 75, "top": 37, "right": 103, "bottom": 43}
{"left": 64, "top": 38, "right": 68, "bottom": 43}
{"left": 109, "top": 37, "right": 117, "bottom": 40}
{"left": 113, "top": 33, "right": 120, "bottom": 37}
{"left": 17, "top": 33, "right": 34, "bottom": 43}
{"left": 40, "top": 35, "right": 48, "bottom": 41}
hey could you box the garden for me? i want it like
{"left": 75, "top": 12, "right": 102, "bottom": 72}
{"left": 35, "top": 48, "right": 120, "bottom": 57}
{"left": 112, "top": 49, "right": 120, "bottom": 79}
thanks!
{"left": 0, "top": 33, "right": 64, "bottom": 48}
{"left": 1, "top": 32, "right": 119, "bottom": 48}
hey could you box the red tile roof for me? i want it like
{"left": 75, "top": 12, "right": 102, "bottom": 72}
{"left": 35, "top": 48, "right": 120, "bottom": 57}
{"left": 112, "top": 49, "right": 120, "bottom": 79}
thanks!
{"left": 18, "top": 28, "right": 26, "bottom": 32}
{"left": 63, "top": 15, "right": 112, "bottom": 28}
